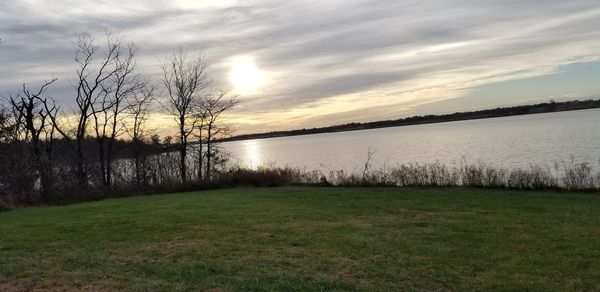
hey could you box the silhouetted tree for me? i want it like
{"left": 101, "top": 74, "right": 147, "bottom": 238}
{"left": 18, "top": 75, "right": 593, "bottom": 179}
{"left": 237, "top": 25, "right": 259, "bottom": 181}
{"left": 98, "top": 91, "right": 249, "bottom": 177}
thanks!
{"left": 46, "top": 32, "right": 124, "bottom": 189}
{"left": 8, "top": 79, "right": 59, "bottom": 200}
{"left": 125, "top": 86, "right": 156, "bottom": 186}
{"left": 90, "top": 35, "right": 146, "bottom": 186}
{"left": 161, "top": 49, "right": 209, "bottom": 183}
{"left": 203, "top": 90, "right": 237, "bottom": 180}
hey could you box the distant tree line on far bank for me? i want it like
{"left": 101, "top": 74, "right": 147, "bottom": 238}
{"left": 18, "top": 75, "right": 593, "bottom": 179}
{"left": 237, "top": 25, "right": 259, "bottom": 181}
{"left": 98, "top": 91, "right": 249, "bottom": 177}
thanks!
{"left": 225, "top": 99, "right": 600, "bottom": 142}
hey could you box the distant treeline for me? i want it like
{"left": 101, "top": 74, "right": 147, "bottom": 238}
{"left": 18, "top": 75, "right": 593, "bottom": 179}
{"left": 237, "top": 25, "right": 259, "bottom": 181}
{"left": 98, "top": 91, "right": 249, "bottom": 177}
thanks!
{"left": 224, "top": 99, "right": 600, "bottom": 142}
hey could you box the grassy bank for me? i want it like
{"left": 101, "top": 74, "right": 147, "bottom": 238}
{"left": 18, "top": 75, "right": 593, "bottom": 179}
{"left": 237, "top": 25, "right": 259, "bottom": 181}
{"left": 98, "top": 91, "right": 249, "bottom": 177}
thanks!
{"left": 1, "top": 187, "right": 599, "bottom": 291}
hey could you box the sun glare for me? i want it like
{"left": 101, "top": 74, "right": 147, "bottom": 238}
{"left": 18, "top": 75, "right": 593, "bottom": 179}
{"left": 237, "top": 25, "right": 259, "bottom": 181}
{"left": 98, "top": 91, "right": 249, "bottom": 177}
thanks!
{"left": 229, "top": 56, "right": 266, "bottom": 94}
{"left": 242, "top": 140, "right": 262, "bottom": 170}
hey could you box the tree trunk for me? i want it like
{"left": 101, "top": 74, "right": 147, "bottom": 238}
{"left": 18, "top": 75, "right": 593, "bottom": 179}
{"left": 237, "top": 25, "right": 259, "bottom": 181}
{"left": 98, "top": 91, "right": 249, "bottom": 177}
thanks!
{"left": 197, "top": 137, "right": 203, "bottom": 181}
{"left": 179, "top": 116, "right": 187, "bottom": 183}
{"left": 41, "top": 140, "right": 54, "bottom": 202}
{"left": 31, "top": 141, "right": 51, "bottom": 202}
{"left": 76, "top": 138, "right": 87, "bottom": 189}
{"left": 205, "top": 123, "right": 212, "bottom": 181}
{"left": 180, "top": 143, "right": 187, "bottom": 183}
{"left": 97, "top": 138, "right": 107, "bottom": 186}
{"left": 134, "top": 140, "right": 142, "bottom": 186}
{"left": 106, "top": 137, "right": 115, "bottom": 186}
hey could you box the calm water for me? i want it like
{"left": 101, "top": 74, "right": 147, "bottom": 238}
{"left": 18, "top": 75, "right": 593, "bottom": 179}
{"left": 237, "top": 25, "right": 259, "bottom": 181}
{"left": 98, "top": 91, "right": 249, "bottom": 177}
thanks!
{"left": 224, "top": 109, "right": 600, "bottom": 172}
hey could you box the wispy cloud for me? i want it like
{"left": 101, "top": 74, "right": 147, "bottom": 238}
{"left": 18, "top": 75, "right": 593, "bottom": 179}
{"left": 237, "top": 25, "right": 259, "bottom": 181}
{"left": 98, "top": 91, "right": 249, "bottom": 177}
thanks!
{"left": 1, "top": 0, "right": 600, "bottom": 133}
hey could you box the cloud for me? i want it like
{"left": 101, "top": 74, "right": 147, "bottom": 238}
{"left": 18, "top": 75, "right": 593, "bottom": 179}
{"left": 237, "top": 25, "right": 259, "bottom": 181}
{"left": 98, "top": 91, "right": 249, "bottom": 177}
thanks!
{"left": 1, "top": 0, "right": 600, "bottom": 133}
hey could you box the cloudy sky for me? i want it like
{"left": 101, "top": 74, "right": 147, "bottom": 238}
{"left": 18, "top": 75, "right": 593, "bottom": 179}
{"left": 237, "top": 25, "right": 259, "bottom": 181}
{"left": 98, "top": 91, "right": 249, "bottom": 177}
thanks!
{"left": 1, "top": 0, "right": 600, "bottom": 133}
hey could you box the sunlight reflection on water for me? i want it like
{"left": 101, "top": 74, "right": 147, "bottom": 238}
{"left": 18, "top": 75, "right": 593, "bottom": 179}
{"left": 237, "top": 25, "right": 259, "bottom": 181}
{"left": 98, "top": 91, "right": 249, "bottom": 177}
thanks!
{"left": 242, "top": 140, "right": 261, "bottom": 170}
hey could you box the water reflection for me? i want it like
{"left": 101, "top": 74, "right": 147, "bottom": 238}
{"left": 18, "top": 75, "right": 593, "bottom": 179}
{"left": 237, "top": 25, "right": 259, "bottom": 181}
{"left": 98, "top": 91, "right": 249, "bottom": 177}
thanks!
{"left": 242, "top": 140, "right": 261, "bottom": 170}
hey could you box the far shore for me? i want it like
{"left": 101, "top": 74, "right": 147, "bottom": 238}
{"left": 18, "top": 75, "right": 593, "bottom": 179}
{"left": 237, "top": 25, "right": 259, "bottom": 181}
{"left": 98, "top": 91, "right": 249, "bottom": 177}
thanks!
{"left": 220, "top": 99, "right": 600, "bottom": 142}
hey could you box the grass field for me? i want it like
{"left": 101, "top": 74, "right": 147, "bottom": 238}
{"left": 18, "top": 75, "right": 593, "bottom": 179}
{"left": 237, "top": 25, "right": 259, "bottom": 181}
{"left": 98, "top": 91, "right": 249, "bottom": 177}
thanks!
{"left": 1, "top": 187, "right": 599, "bottom": 291}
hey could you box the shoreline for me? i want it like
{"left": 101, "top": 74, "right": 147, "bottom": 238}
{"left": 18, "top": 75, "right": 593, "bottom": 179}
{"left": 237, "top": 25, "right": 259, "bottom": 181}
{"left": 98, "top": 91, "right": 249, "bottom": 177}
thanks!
{"left": 221, "top": 99, "right": 600, "bottom": 142}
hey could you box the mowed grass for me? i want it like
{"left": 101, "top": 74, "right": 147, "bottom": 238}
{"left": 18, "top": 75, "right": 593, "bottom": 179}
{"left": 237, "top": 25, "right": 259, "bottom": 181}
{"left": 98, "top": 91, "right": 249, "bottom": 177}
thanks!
{"left": 1, "top": 187, "right": 600, "bottom": 291}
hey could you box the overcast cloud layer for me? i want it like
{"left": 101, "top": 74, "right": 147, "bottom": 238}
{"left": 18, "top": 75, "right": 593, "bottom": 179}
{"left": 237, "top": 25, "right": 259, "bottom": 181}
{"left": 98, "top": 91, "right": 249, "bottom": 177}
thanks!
{"left": 2, "top": 0, "right": 600, "bottom": 133}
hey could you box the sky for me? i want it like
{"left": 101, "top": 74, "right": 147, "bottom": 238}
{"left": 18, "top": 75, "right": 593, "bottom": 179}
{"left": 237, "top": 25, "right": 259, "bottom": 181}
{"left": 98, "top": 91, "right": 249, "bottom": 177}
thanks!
{"left": 1, "top": 0, "right": 600, "bottom": 134}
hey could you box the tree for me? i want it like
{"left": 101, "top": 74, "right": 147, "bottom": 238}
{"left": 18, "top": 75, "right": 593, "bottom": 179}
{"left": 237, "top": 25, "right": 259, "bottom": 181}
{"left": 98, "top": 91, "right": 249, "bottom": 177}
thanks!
{"left": 8, "top": 79, "right": 59, "bottom": 200}
{"left": 161, "top": 49, "right": 209, "bottom": 183}
{"left": 125, "top": 86, "right": 156, "bottom": 186}
{"left": 74, "top": 33, "right": 123, "bottom": 188}
{"left": 203, "top": 90, "right": 237, "bottom": 180}
{"left": 45, "top": 32, "right": 125, "bottom": 189}
{"left": 90, "top": 37, "right": 146, "bottom": 187}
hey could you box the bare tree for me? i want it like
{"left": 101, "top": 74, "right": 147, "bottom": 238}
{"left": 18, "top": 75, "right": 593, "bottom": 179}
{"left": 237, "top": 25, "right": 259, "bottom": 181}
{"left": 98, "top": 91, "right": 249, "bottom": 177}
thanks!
{"left": 125, "top": 86, "right": 156, "bottom": 186}
{"left": 74, "top": 33, "right": 120, "bottom": 187}
{"left": 44, "top": 32, "right": 124, "bottom": 189}
{"left": 161, "top": 49, "right": 209, "bottom": 183}
{"left": 8, "top": 79, "right": 59, "bottom": 200}
{"left": 90, "top": 38, "right": 146, "bottom": 187}
{"left": 203, "top": 90, "right": 237, "bottom": 180}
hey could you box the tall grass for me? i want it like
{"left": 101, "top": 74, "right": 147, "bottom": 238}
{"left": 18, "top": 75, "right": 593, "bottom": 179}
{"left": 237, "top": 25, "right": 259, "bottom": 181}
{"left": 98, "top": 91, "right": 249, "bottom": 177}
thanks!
{"left": 240, "top": 159, "right": 600, "bottom": 191}
{"left": 2, "top": 158, "right": 599, "bottom": 210}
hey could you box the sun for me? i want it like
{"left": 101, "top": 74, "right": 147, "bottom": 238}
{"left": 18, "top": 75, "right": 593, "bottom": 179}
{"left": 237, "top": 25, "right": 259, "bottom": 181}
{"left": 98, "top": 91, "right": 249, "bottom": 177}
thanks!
{"left": 229, "top": 56, "right": 266, "bottom": 94}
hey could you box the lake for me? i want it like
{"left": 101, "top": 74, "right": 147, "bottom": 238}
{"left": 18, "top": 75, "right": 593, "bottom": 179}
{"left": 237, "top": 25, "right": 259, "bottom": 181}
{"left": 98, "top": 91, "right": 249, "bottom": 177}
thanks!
{"left": 223, "top": 109, "right": 600, "bottom": 172}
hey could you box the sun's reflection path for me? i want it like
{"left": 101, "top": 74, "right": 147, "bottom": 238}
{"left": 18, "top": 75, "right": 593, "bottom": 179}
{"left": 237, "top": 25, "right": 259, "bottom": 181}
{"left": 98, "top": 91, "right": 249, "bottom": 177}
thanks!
{"left": 242, "top": 140, "right": 261, "bottom": 170}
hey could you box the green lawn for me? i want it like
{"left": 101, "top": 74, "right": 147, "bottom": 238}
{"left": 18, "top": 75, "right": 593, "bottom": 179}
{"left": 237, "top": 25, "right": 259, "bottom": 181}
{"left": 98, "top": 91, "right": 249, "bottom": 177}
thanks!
{"left": 1, "top": 187, "right": 599, "bottom": 291}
